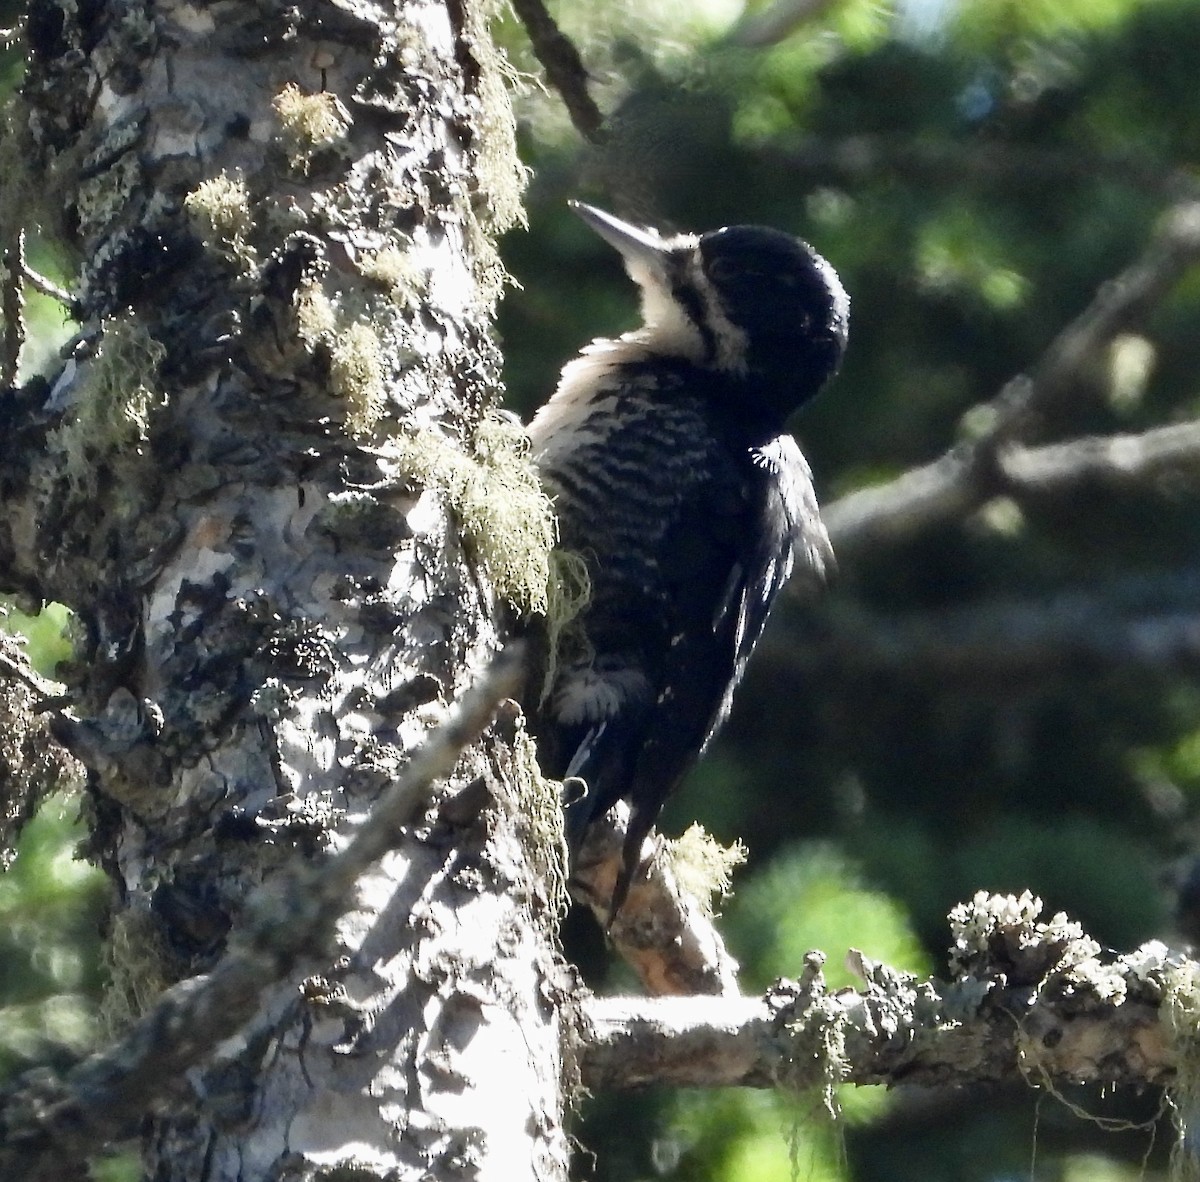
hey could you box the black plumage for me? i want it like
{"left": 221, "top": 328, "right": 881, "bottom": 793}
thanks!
{"left": 529, "top": 203, "right": 849, "bottom": 914}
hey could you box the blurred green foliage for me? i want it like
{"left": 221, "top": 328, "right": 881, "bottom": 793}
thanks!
{"left": 498, "top": 0, "right": 1200, "bottom": 1177}
{"left": 0, "top": 795, "right": 106, "bottom": 1075}
{"left": 0, "top": 605, "right": 105, "bottom": 1082}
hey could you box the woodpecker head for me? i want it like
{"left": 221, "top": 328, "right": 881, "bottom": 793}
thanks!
{"left": 571, "top": 201, "right": 849, "bottom": 419}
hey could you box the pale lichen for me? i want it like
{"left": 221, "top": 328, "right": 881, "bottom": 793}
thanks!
{"left": 778, "top": 952, "right": 851, "bottom": 1118}
{"left": 457, "top": 0, "right": 526, "bottom": 306}
{"left": 662, "top": 823, "right": 747, "bottom": 917}
{"left": 359, "top": 245, "right": 426, "bottom": 308}
{"left": 539, "top": 548, "right": 591, "bottom": 706}
{"left": 52, "top": 314, "right": 166, "bottom": 492}
{"left": 396, "top": 415, "right": 556, "bottom": 615}
{"left": 273, "top": 83, "right": 352, "bottom": 173}
{"left": 1163, "top": 959, "right": 1200, "bottom": 1182}
{"left": 184, "top": 172, "right": 253, "bottom": 263}
{"left": 75, "top": 151, "right": 143, "bottom": 239}
{"left": 330, "top": 320, "right": 387, "bottom": 438}
{"left": 101, "top": 906, "right": 173, "bottom": 1034}
{"left": 509, "top": 719, "right": 568, "bottom": 917}
{"left": 295, "top": 283, "right": 337, "bottom": 345}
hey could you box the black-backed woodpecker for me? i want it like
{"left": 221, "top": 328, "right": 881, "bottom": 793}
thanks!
{"left": 530, "top": 202, "right": 849, "bottom": 915}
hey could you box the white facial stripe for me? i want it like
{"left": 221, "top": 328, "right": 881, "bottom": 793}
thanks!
{"left": 626, "top": 237, "right": 708, "bottom": 364}
{"left": 689, "top": 253, "right": 748, "bottom": 373}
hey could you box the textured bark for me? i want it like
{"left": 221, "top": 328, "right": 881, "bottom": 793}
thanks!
{"left": 3, "top": 0, "right": 569, "bottom": 1178}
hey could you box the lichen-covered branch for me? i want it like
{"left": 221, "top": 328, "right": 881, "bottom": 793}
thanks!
{"left": 580, "top": 893, "right": 1192, "bottom": 1097}
{"left": 571, "top": 805, "right": 742, "bottom": 997}
{"left": 825, "top": 203, "right": 1200, "bottom": 558}
{"left": 0, "top": 627, "right": 81, "bottom": 860}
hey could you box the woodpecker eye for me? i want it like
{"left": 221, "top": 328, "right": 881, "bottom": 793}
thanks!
{"left": 706, "top": 257, "right": 744, "bottom": 285}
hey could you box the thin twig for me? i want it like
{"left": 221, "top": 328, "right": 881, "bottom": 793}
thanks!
{"left": 22, "top": 263, "right": 73, "bottom": 307}
{"left": 0, "top": 646, "right": 524, "bottom": 1181}
{"left": 510, "top": 0, "right": 606, "bottom": 144}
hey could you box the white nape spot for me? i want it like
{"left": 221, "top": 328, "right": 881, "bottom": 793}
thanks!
{"left": 553, "top": 665, "right": 650, "bottom": 725}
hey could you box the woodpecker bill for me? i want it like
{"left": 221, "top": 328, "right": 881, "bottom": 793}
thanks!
{"left": 529, "top": 202, "right": 849, "bottom": 915}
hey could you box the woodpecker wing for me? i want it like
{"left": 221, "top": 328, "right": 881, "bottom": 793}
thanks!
{"left": 617, "top": 430, "right": 830, "bottom": 898}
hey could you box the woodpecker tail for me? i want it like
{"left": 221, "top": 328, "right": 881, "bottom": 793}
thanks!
{"left": 608, "top": 803, "right": 655, "bottom": 921}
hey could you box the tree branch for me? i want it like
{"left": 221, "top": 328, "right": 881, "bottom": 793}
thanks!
{"left": 21, "top": 262, "right": 73, "bottom": 307}
{"left": 0, "top": 648, "right": 524, "bottom": 1181}
{"left": 767, "top": 567, "right": 1200, "bottom": 688}
{"left": 510, "top": 0, "right": 606, "bottom": 143}
{"left": 999, "top": 419, "right": 1200, "bottom": 497}
{"left": 0, "top": 629, "right": 80, "bottom": 860}
{"left": 580, "top": 893, "right": 1188, "bottom": 1098}
{"left": 824, "top": 203, "right": 1200, "bottom": 558}
{"left": 571, "top": 806, "right": 742, "bottom": 997}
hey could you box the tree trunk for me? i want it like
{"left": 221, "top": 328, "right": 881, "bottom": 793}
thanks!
{"left": 4, "top": 0, "right": 570, "bottom": 1177}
